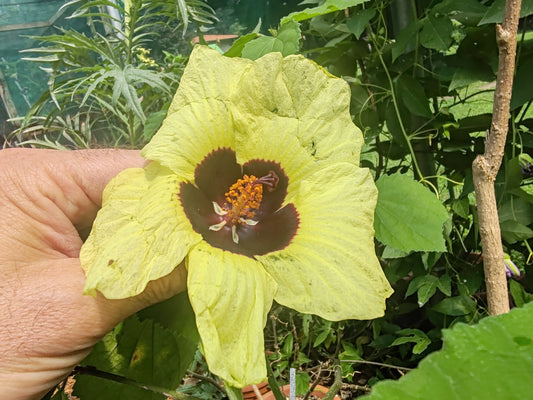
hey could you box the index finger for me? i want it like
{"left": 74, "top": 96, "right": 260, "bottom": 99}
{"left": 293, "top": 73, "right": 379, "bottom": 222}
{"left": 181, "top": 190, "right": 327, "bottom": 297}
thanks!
{"left": 2, "top": 148, "right": 146, "bottom": 230}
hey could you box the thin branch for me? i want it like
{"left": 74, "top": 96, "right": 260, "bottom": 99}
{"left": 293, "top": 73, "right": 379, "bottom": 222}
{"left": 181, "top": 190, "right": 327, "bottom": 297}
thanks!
{"left": 472, "top": 0, "right": 522, "bottom": 315}
{"left": 186, "top": 370, "right": 226, "bottom": 393}
{"left": 322, "top": 364, "right": 343, "bottom": 400}
{"left": 340, "top": 359, "right": 413, "bottom": 371}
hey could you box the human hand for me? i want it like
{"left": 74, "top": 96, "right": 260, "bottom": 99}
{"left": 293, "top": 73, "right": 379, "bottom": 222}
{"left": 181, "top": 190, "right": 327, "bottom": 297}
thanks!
{"left": 0, "top": 149, "right": 187, "bottom": 400}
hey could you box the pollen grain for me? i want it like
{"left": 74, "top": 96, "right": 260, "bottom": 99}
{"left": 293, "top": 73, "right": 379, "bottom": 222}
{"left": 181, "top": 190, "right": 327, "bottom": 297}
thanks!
{"left": 224, "top": 174, "right": 263, "bottom": 224}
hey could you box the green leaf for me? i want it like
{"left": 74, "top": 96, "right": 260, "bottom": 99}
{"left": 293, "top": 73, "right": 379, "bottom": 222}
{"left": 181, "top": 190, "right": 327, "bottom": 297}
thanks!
{"left": 391, "top": 329, "right": 431, "bottom": 354}
{"left": 499, "top": 197, "right": 533, "bottom": 226}
{"left": 509, "top": 280, "right": 533, "bottom": 308}
{"left": 340, "top": 341, "right": 361, "bottom": 360}
{"left": 448, "top": 67, "right": 495, "bottom": 91}
{"left": 73, "top": 315, "right": 187, "bottom": 400}
{"left": 281, "top": 0, "right": 370, "bottom": 24}
{"left": 419, "top": 14, "right": 453, "bottom": 51}
{"left": 242, "top": 20, "right": 301, "bottom": 60}
{"left": 375, "top": 173, "right": 448, "bottom": 252}
{"left": 226, "top": 384, "right": 245, "bottom": 400}
{"left": 296, "top": 372, "right": 312, "bottom": 395}
{"left": 392, "top": 21, "right": 422, "bottom": 61}
{"left": 396, "top": 74, "right": 432, "bottom": 118}
{"left": 282, "top": 333, "right": 294, "bottom": 356}
{"left": 479, "top": 0, "right": 533, "bottom": 25}
{"left": 432, "top": 295, "right": 477, "bottom": 316}
{"left": 137, "top": 292, "right": 200, "bottom": 379}
{"left": 224, "top": 33, "right": 260, "bottom": 57}
{"left": 346, "top": 8, "right": 376, "bottom": 39}
{"left": 143, "top": 110, "right": 168, "bottom": 140}
{"left": 405, "top": 275, "right": 439, "bottom": 307}
{"left": 431, "top": 0, "right": 488, "bottom": 26}
{"left": 381, "top": 245, "right": 410, "bottom": 259}
{"left": 500, "top": 220, "right": 533, "bottom": 244}
{"left": 510, "top": 57, "right": 533, "bottom": 110}
{"left": 362, "top": 302, "right": 533, "bottom": 400}
{"left": 437, "top": 274, "right": 452, "bottom": 296}
{"left": 314, "top": 323, "right": 334, "bottom": 348}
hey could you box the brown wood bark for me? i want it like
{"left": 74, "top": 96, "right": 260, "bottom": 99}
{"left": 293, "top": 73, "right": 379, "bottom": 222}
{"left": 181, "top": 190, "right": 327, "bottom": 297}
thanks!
{"left": 472, "top": 0, "right": 522, "bottom": 315}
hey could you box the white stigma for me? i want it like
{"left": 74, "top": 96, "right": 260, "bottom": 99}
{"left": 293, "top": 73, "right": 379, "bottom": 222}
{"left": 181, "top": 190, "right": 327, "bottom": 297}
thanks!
{"left": 212, "top": 201, "right": 227, "bottom": 216}
{"left": 231, "top": 225, "right": 239, "bottom": 244}
{"left": 209, "top": 220, "right": 227, "bottom": 231}
{"left": 240, "top": 218, "right": 259, "bottom": 226}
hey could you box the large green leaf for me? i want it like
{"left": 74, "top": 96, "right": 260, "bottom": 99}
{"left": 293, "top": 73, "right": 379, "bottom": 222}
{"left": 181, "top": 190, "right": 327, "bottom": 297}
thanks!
{"left": 241, "top": 20, "right": 301, "bottom": 60}
{"left": 73, "top": 300, "right": 197, "bottom": 400}
{"left": 392, "top": 20, "right": 422, "bottom": 61}
{"left": 374, "top": 173, "right": 448, "bottom": 252}
{"left": 396, "top": 74, "right": 432, "bottom": 118}
{"left": 419, "top": 14, "right": 453, "bottom": 51}
{"left": 346, "top": 8, "right": 376, "bottom": 39}
{"left": 137, "top": 291, "right": 200, "bottom": 377}
{"left": 363, "top": 302, "right": 533, "bottom": 399}
{"left": 281, "top": 0, "right": 369, "bottom": 23}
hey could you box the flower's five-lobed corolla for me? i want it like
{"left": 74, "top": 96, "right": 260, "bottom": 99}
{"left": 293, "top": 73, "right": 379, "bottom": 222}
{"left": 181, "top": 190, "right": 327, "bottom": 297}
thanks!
{"left": 81, "top": 46, "right": 393, "bottom": 388}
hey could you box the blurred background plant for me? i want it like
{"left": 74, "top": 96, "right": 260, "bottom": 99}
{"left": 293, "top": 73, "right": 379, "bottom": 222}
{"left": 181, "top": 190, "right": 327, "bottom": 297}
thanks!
{"left": 8, "top": 0, "right": 216, "bottom": 148}
{"left": 4, "top": 0, "right": 532, "bottom": 399}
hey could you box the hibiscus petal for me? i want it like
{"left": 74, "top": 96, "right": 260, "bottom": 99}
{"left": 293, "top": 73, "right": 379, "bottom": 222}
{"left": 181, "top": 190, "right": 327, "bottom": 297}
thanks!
{"left": 233, "top": 51, "right": 363, "bottom": 165}
{"left": 258, "top": 163, "right": 393, "bottom": 321}
{"left": 141, "top": 47, "right": 253, "bottom": 177}
{"left": 81, "top": 162, "right": 201, "bottom": 298}
{"left": 194, "top": 148, "right": 242, "bottom": 203}
{"left": 186, "top": 242, "right": 277, "bottom": 387}
{"left": 234, "top": 114, "right": 316, "bottom": 188}
{"left": 141, "top": 99, "right": 236, "bottom": 181}
{"left": 237, "top": 204, "right": 299, "bottom": 256}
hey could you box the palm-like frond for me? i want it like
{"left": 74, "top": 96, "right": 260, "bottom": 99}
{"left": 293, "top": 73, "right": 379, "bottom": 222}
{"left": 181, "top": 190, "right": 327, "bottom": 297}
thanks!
{"left": 17, "top": 0, "right": 209, "bottom": 147}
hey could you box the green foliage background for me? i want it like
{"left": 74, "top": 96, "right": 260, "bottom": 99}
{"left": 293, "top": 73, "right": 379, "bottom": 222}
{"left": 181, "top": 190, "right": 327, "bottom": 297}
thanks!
{"left": 22, "top": 0, "right": 533, "bottom": 398}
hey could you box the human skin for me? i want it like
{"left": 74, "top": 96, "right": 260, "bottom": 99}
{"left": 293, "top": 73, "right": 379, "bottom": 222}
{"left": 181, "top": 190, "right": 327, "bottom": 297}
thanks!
{"left": 0, "top": 148, "right": 187, "bottom": 400}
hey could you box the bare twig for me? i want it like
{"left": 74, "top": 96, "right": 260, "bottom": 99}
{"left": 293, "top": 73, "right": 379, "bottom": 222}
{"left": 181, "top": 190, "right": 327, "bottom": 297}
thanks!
{"left": 186, "top": 370, "right": 226, "bottom": 394}
{"left": 472, "top": 0, "right": 522, "bottom": 315}
{"left": 340, "top": 359, "right": 413, "bottom": 371}
{"left": 322, "top": 364, "right": 343, "bottom": 400}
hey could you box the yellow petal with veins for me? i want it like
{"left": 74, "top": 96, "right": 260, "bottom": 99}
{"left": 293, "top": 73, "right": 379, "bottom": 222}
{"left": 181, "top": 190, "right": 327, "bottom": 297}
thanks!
{"left": 81, "top": 162, "right": 201, "bottom": 298}
{"left": 187, "top": 241, "right": 277, "bottom": 387}
{"left": 142, "top": 47, "right": 252, "bottom": 177}
{"left": 258, "top": 162, "right": 393, "bottom": 321}
{"left": 233, "top": 51, "right": 363, "bottom": 165}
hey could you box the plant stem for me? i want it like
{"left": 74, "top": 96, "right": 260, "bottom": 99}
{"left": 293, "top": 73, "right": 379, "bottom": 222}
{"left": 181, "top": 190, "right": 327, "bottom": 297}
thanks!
{"left": 321, "top": 364, "right": 342, "bottom": 400}
{"left": 372, "top": 35, "right": 424, "bottom": 180}
{"left": 340, "top": 359, "right": 413, "bottom": 371}
{"left": 186, "top": 370, "right": 226, "bottom": 393}
{"left": 266, "top": 357, "right": 286, "bottom": 400}
{"left": 73, "top": 365, "right": 194, "bottom": 399}
{"left": 472, "top": 0, "right": 522, "bottom": 315}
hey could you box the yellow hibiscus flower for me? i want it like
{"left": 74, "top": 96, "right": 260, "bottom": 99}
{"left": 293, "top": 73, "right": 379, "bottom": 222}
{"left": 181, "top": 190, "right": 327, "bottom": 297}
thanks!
{"left": 81, "top": 46, "right": 393, "bottom": 388}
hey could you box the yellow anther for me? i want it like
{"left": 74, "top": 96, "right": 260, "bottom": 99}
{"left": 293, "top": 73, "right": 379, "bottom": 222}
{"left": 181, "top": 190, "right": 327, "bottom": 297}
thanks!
{"left": 223, "top": 174, "right": 263, "bottom": 224}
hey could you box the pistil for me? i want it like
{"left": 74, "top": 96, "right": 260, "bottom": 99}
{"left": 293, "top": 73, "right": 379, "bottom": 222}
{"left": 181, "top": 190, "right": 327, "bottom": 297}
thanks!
{"left": 209, "top": 171, "right": 279, "bottom": 243}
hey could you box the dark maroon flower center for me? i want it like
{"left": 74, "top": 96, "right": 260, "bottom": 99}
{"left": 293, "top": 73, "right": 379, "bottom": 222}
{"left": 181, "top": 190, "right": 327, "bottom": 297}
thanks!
{"left": 179, "top": 148, "right": 299, "bottom": 257}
